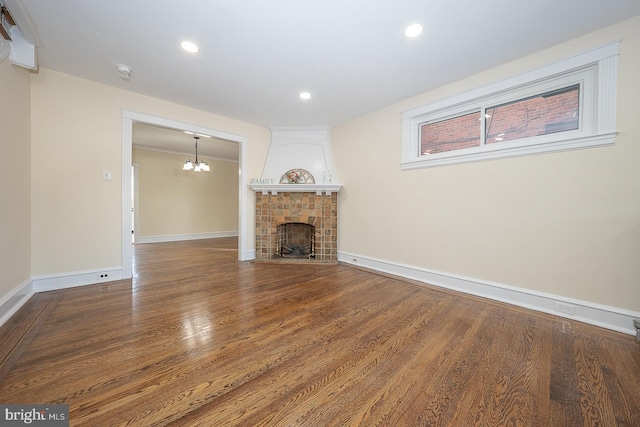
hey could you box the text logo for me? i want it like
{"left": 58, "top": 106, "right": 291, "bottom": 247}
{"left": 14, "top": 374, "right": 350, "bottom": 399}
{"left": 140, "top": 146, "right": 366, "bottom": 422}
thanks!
{"left": 1, "top": 405, "right": 69, "bottom": 426}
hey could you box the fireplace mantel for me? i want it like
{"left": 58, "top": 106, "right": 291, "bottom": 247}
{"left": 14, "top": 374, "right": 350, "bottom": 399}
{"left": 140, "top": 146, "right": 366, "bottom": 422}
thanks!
{"left": 250, "top": 184, "right": 342, "bottom": 196}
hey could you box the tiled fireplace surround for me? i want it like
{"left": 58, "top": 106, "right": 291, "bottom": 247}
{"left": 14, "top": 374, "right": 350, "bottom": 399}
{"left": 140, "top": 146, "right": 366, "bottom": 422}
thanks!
{"left": 255, "top": 191, "right": 338, "bottom": 262}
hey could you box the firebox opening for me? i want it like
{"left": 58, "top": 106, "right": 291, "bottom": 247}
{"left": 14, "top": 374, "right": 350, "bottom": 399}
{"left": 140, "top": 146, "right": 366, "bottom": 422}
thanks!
{"left": 277, "top": 222, "right": 315, "bottom": 259}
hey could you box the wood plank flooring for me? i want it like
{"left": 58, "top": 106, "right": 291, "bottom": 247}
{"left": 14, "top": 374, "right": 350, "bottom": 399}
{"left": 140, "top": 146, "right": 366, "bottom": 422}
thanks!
{"left": 0, "top": 238, "right": 638, "bottom": 426}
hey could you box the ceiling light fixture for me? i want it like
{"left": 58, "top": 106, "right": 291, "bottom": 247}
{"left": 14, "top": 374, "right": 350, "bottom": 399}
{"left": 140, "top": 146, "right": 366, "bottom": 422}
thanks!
{"left": 182, "top": 136, "right": 210, "bottom": 172}
{"left": 299, "top": 92, "right": 311, "bottom": 100}
{"left": 181, "top": 41, "right": 199, "bottom": 53}
{"left": 404, "top": 24, "right": 423, "bottom": 38}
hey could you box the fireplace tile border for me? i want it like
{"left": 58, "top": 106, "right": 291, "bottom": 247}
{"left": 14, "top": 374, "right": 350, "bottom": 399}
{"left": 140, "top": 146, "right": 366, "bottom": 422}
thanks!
{"left": 254, "top": 191, "right": 339, "bottom": 262}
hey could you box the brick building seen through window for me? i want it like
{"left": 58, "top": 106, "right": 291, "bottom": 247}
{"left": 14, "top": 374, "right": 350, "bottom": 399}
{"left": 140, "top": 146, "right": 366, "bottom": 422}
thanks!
{"left": 421, "top": 85, "right": 580, "bottom": 156}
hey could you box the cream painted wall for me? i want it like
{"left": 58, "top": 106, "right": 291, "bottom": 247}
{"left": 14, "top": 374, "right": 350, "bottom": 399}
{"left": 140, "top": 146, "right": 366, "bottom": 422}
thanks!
{"left": 0, "top": 58, "right": 31, "bottom": 297}
{"left": 132, "top": 148, "right": 239, "bottom": 237}
{"left": 332, "top": 16, "right": 640, "bottom": 312}
{"left": 30, "top": 68, "right": 269, "bottom": 276}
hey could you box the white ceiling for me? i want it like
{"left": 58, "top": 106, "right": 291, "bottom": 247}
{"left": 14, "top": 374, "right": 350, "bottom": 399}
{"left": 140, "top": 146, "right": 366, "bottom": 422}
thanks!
{"left": 8, "top": 0, "right": 640, "bottom": 130}
{"left": 132, "top": 123, "right": 239, "bottom": 161}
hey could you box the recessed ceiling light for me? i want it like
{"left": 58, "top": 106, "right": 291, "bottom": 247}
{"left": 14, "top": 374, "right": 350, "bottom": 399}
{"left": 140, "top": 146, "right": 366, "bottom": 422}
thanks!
{"left": 404, "top": 24, "right": 423, "bottom": 38}
{"left": 300, "top": 92, "right": 311, "bottom": 100}
{"left": 181, "top": 41, "right": 199, "bottom": 53}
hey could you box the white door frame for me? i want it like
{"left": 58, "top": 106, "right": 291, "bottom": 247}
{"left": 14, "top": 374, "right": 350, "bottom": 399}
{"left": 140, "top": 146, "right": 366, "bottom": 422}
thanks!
{"left": 132, "top": 163, "right": 139, "bottom": 244}
{"left": 121, "top": 110, "right": 249, "bottom": 279}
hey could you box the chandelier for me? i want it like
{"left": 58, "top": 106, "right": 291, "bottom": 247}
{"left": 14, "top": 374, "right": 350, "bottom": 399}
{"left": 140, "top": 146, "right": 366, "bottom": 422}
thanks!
{"left": 182, "top": 136, "right": 210, "bottom": 172}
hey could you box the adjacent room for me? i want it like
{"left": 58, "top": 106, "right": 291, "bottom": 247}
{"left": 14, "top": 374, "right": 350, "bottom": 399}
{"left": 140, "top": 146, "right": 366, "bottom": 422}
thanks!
{"left": 1, "top": 1, "right": 639, "bottom": 425}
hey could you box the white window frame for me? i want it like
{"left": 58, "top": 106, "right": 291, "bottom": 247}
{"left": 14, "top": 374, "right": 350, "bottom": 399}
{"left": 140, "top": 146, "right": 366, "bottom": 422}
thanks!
{"left": 401, "top": 41, "right": 619, "bottom": 169}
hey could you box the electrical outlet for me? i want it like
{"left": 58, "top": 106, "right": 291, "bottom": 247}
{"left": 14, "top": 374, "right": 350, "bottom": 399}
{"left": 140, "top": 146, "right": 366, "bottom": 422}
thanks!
{"left": 554, "top": 301, "right": 576, "bottom": 315}
{"left": 97, "top": 273, "right": 110, "bottom": 281}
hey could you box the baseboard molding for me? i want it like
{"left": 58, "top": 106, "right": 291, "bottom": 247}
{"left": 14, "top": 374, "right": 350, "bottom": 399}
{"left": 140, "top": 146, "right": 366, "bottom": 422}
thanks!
{"left": 136, "top": 231, "right": 238, "bottom": 244}
{"left": 338, "top": 251, "right": 639, "bottom": 336}
{"left": 32, "top": 267, "right": 124, "bottom": 292}
{"left": 0, "top": 278, "right": 34, "bottom": 327}
{"left": 5, "top": 252, "right": 636, "bottom": 335}
{"left": 242, "top": 249, "right": 256, "bottom": 261}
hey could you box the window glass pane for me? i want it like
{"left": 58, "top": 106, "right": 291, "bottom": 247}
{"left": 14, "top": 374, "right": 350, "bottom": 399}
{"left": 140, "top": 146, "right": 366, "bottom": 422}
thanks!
{"left": 420, "top": 111, "right": 481, "bottom": 155}
{"left": 485, "top": 84, "right": 580, "bottom": 144}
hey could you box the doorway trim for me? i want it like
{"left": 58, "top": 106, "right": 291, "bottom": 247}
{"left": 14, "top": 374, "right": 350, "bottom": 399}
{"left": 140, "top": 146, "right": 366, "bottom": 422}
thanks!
{"left": 132, "top": 163, "right": 139, "bottom": 244}
{"left": 121, "top": 110, "right": 249, "bottom": 279}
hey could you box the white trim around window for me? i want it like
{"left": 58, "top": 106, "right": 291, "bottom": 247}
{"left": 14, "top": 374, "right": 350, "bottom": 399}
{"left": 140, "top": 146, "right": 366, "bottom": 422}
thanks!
{"left": 401, "top": 41, "right": 619, "bottom": 170}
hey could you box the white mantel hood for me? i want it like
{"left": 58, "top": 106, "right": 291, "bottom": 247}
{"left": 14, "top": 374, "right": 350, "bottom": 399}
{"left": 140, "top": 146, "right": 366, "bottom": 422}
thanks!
{"left": 258, "top": 126, "right": 338, "bottom": 185}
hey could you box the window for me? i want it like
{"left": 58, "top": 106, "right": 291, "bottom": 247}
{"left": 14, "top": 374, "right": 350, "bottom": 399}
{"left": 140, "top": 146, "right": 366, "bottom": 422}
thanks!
{"left": 402, "top": 42, "right": 619, "bottom": 169}
{"left": 421, "top": 111, "right": 481, "bottom": 155}
{"left": 485, "top": 84, "right": 580, "bottom": 144}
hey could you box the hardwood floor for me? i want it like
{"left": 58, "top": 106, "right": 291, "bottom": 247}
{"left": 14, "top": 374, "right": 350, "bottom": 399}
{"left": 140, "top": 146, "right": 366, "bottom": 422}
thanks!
{"left": 1, "top": 238, "right": 638, "bottom": 426}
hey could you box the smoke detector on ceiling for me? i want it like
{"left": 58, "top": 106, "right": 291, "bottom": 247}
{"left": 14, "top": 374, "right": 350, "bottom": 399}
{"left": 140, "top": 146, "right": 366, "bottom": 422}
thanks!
{"left": 116, "top": 64, "right": 132, "bottom": 80}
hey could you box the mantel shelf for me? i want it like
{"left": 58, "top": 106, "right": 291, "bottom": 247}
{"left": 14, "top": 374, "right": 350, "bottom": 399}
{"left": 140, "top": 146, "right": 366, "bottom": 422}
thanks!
{"left": 250, "top": 184, "right": 342, "bottom": 196}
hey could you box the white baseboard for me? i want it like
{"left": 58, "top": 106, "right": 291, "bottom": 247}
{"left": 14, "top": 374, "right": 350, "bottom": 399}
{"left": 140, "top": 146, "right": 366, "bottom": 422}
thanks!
{"left": 0, "top": 267, "right": 124, "bottom": 327}
{"left": 338, "top": 251, "right": 639, "bottom": 336}
{"left": 0, "top": 278, "right": 34, "bottom": 327}
{"left": 5, "top": 252, "right": 636, "bottom": 336}
{"left": 136, "top": 231, "right": 238, "bottom": 244}
{"left": 242, "top": 249, "right": 256, "bottom": 261}
{"left": 32, "top": 267, "right": 124, "bottom": 292}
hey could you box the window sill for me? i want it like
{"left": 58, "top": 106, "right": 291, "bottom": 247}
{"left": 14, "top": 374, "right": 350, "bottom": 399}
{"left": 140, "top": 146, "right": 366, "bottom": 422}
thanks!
{"left": 400, "top": 131, "right": 617, "bottom": 170}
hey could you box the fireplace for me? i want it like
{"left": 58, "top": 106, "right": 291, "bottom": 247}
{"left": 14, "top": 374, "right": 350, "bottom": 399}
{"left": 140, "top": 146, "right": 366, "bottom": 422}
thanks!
{"left": 254, "top": 190, "right": 339, "bottom": 262}
{"left": 251, "top": 127, "right": 341, "bottom": 263}
{"left": 278, "top": 223, "right": 315, "bottom": 258}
